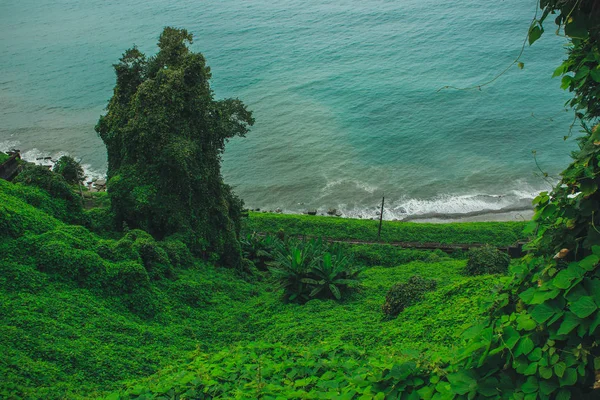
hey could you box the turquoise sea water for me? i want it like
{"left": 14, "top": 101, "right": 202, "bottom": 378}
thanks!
{"left": 0, "top": 0, "right": 576, "bottom": 220}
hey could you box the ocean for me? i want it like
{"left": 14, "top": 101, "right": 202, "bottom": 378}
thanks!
{"left": 0, "top": 0, "right": 576, "bottom": 221}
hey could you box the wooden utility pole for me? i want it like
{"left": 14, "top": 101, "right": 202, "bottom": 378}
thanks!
{"left": 377, "top": 194, "right": 385, "bottom": 240}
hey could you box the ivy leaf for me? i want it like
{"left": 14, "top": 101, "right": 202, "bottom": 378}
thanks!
{"left": 589, "top": 311, "right": 600, "bottom": 334}
{"left": 446, "top": 370, "right": 477, "bottom": 395}
{"left": 560, "top": 75, "right": 573, "bottom": 90}
{"left": 519, "top": 288, "right": 536, "bottom": 304}
{"left": 515, "top": 337, "right": 535, "bottom": 357}
{"left": 580, "top": 180, "right": 598, "bottom": 196}
{"left": 523, "top": 362, "right": 538, "bottom": 375}
{"left": 579, "top": 254, "right": 600, "bottom": 271}
{"left": 574, "top": 66, "right": 590, "bottom": 81}
{"left": 521, "top": 376, "right": 539, "bottom": 393}
{"left": 552, "top": 63, "right": 569, "bottom": 78}
{"left": 517, "top": 314, "right": 537, "bottom": 331}
{"left": 564, "top": 12, "right": 588, "bottom": 39}
{"left": 539, "top": 378, "right": 559, "bottom": 395}
{"left": 559, "top": 368, "right": 578, "bottom": 386}
{"left": 528, "top": 24, "right": 543, "bottom": 45}
{"left": 556, "top": 313, "right": 582, "bottom": 335}
{"left": 556, "top": 389, "right": 571, "bottom": 400}
{"left": 528, "top": 347, "right": 542, "bottom": 362}
{"left": 502, "top": 326, "right": 520, "bottom": 349}
{"left": 552, "top": 269, "right": 575, "bottom": 289}
{"left": 570, "top": 296, "right": 597, "bottom": 318}
{"left": 539, "top": 366, "right": 553, "bottom": 379}
{"left": 590, "top": 68, "right": 600, "bottom": 83}
{"left": 530, "top": 289, "right": 560, "bottom": 304}
{"left": 531, "top": 303, "right": 559, "bottom": 324}
{"left": 554, "top": 362, "right": 566, "bottom": 378}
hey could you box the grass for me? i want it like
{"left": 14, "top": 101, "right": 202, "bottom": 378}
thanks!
{"left": 243, "top": 212, "right": 528, "bottom": 246}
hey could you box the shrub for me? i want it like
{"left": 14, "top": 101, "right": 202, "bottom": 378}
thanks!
{"left": 36, "top": 241, "right": 106, "bottom": 288}
{"left": 382, "top": 276, "right": 437, "bottom": 319}
{"left": 52, "top": 155, "right": 84, "bottom": 185}
{"left": 132, "top": 237, "right": 173, "bottom": 280}
{"left": 269, "top": 238, "right": 361, "bottom": 303}
{"left": 464, "top": 244, "right": 510, "bottom": 276}
{"left": 86, "top": 207, "right": 115, "bottom": 234}
{"left": 13, "top": 164, "right": 84, "bottom": 223}
{"left": 0, "top": 261, "right": 47, "bottom": 293}
{"left": 159, "top": 238, "right": 193, "bottom": 268}
{"left": 106, "top": 261, "right": 151, "bottom": 294}
{"left": 240, "top": 233, "right": 279, "bottom": 270}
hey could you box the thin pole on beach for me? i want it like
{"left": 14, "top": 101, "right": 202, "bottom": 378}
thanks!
{"left": 377, "top": 194, "right": 384, "bottom": 240}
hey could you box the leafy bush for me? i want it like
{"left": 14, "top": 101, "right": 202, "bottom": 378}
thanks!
{"left": 12, "top": 164, "right": 84, "bottom": 224}
{"left": 105, "top": 261, "right": 151, "bottom": 295}
{"left": 37, "top": 241, "right": 106, "bottom": 288}
{"left": 240, "top": 233, "right": 279, "bottom": 270}
{"left": 159, "top": 237, "right": 193, "bottom": 268}
{"left": 464, "top": 244, "right": 510, "bottom": 276}
{"left": 382, "top": 275, "right": 437, "bottom": 319}
{"left": 269, "top": 238, "right": 361, "bottom": 303}
{"left": 52, "top": 155, "right": 84, "bottom": 184}
{"left": 86, "top": 207, "right": 115, "bottom": 234}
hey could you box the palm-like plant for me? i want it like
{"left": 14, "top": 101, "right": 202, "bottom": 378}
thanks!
{"left": 269, "top": 239, "right": 361, "bottom": 303}
{"left": 304, "top": 248, "right": 362, "bottom": 300}
{"left": 268, "top": 239, "right": 318, "bottom": 302}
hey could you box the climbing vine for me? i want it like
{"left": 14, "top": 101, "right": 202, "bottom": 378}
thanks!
{"left": 375, "top": 1, "right": 600, "bottom": 398}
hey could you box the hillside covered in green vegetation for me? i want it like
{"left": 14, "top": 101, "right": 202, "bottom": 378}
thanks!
{"left": 0, "top": 175, "right": 519, "bottom": 398}
{"left": 3, "top": 0, "right": 600, "bottom": 397}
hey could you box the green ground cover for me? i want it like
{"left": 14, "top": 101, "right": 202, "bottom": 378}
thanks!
{"left": 0, "top": 152, "right": 10, "bottom": 164}
{"left": 0, "top": 179, "right": 513, "bottom": 398}
{"left": 243, "top": 212, "right": 528, "bottom": 247}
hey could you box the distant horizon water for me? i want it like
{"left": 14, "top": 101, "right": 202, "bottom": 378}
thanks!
{"left": 0, "top": 0, "right": 576, "bottom": 221}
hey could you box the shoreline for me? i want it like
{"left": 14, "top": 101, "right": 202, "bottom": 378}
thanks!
{"left": 251, "top": 205, "right": 534, "bottom": 224}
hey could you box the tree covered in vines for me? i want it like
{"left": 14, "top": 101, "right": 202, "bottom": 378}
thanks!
{"left": 96, "top": 27, "right": 254, "bottom": 267}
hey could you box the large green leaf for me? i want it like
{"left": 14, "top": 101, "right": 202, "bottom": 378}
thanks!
{"left": 446, "top": 370, "right": 477, "bottom": 395}
{"left": 569, "top": 296, "right": 597, "bottom": 318}
{"left": 521, "top": 376, "right": 539, "bottom": 393}
{"left": 515, "top": 337, "right": 535, "bottom": 357}
{"left": 556, "top": 313, "right": 582, "bottom": 335}
{"left": 552, "top": 269, "right": 576, "bottom": 289}
{"left": 528, "top": 24, "right": 543, "bottom": 45}
{"left": 531, "top": 303, "right": 559, "bottom": 324}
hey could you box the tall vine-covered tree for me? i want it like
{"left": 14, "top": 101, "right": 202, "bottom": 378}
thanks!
{"left": 96, "top": 27, "right": 254, "bottom": 267}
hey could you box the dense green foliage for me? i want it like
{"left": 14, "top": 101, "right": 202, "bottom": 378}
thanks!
{"left": 240, "top": 233, "right": 279, "bottom": 270}
{"left": 244, "top": 212, "right": 528, "bottom": 247}
{"left": 0, "top": 151, "right": 10, "bottom": 164}
{"left": 4, "top": 2, "right": 600, "bottom": 396}
{"left": 382, "top": 276, "right": 438, "bottom": 320}
{"left": 9, "top": 165, "right": 85, "bottom": 225}
{"left": 96, "top": 27, "right": 253, "bottom": 267}
{"left": 465, "top": 245, "right": 511, "bottom": 276}
{"left": 1, "top": 176, "right": 512, "bottom": 398}
{"left": 269, "top": 238, "right": 362, "bottom": 302}
{"left": 52, "top": 155, "right": 84, "bottom": 185}
{"left": 344, "top": 243, "right": 453, "bottom": 267}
